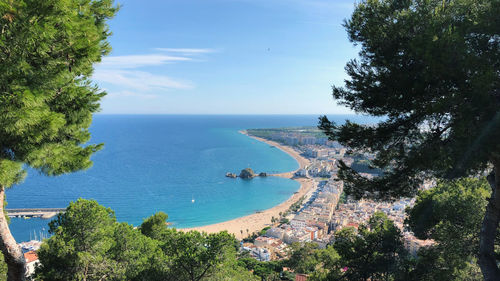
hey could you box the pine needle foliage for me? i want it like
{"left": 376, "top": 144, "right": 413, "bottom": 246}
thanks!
{"left": 0, "top": 0, "right": 118, "bottom": 185}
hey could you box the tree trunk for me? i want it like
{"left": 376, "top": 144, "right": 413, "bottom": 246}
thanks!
{"left": 0, "top": 187, "right": 26, "bottom": 281}
{"left": 478, "top": 163, "right": 500, "bottom": 281}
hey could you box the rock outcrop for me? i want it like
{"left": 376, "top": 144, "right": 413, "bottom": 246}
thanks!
{"left": 258, "top": 172, "right": 267, "bottom": 177}
{"left": 225, "top": 172, "right": 237, "bottom": 178}
{"left": 239, "top": 168, "right": 256, "bottom": 179}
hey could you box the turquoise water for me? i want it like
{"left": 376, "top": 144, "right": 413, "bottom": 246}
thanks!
{"left": 6, "top": 115, "right": 376, "bottom": 242}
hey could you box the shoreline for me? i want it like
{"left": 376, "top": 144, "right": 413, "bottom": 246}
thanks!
{"left": 180, "top": 130, "right": 313, "bottom": 239}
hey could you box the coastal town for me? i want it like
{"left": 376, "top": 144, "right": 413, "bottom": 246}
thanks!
{"left": 238, "top": 127, "right": 434, "bottom": 262}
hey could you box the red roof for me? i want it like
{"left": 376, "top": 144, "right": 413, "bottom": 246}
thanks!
{"left": 296, "top": 273, "right": 308, "bottom": 281}
{"left": 24, "top": 251, "right": 38, "bottom": 263}
{"left": 346, "top": 223, "right": 359, "bottom": 229}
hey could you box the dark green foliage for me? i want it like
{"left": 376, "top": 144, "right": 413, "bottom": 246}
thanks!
{"left": 259, "top": 227, "right": 271, "bottom": 236}
{"left": 0, "top": 254, "right": 6, "bottom": 281}
{"left": 209, "top": 250, "right": 259, "bottom": 281}
{"left": 338, "top": 192, "right": 347, "bottom": 205}
{"left": 38, "top": 201, "right": 448, "bottom": 281}
{"left": 237, "top": 258, "right": 283, "bottom": 280}
{"left": 401, "top": 247, "right": 482, "bottom": 281}
{"left": 350, "top": 157, "right": 383, "bottom": 176}
{"left": 37, "top": 200, "right": 256, "bottom": 281}
{"left": 286, "top": 242, "right": 320, "bottom": 274}
{"left": 318, "top": 0, "right": 500, "bottom": 199}
{"left": 163, "top": 231, "right": 237, "bottom": 281}
{"left": 331, "top": 212, "right": 407, "bottom": 281}
{"left": 407, "top": 178, "right": 489, "bottom": 242}
{"left": 240, "top": 243, "right": 336, "bottom": 280}
{"left": 280, "top": 270, "right": 296, "bottom": 281}
{"left": 279, "top": 218, "right": 289, "bottom": 225}
{"left": 282, "top": 213, "right": 404, "bottom": 281}
{"left": 308, "top": 246, "right": 342, "bottom": 281}
{"left": 241, "top": 232, "right": 259, "bottom": 243}
{"left": 0, "top": 0, "right": 117, "bottom": 280}
{"left": 318, "top": 1, "right": 500, "bottom": 278}
{"left": 36, "top": 199, "right": 164, "bottom": 281}
{"left": 404, "top": 178, "right": 495, "bottom": 280}
{"left": 0, "top": 0, "right": 118, "bottom": 187}
{"left": 289, "top": 196, "right": 305, "bottom": 213}
{"left": 139, "top": 211, "right": 169, "bottom": 240}
{"left": 0, "top": 1, "right": 117, "bottom": 276}
{"left": 139, "top": 212, "right": 246, "bottom": 281}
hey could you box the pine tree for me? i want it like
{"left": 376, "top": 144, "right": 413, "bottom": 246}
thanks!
{"left": 0, "top": 1, "right": 117, "bottom": 279}
{"left": 319, "top": 0, "right": 499, "bottom": 279}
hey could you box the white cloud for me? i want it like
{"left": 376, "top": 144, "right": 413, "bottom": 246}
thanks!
{"left": 93, "top": 48, "right": 215, "bottom": 100}
{"left": 93, "top": 69, "right": 193, "bottom": 91}
{"left": 97, "top": 54, "right": 192, "bottom": 69}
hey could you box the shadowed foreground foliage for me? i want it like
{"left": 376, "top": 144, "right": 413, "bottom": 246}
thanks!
{"left": 403, "top": 178, "right": 498, "bottom": 280}
{"left": 32, "top": 178, "right": 493, "bottom": 281}
{"left": 35, "top": 199, "right": 256, "bottom": 281}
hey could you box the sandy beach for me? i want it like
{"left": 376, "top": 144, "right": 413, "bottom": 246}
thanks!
{"left": 181, "top": 131, "right": 313, "bottom": 239}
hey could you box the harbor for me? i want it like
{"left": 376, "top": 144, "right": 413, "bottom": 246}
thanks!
{"left": 6, "top": 208, "right": 66, "bottom": 219}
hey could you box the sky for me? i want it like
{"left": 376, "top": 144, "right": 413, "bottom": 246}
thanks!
{"left": 94, "top": 0, "right": 360, "bottom": 114}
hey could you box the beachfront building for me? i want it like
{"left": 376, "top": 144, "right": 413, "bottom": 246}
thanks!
{"left": 241, "top": 243, "right": 271, "bottom": 262}
{"left": 266, "top": 227, "right": 285, "bottom": 240}
{"left": 284, "top": 229, "right": 312, "bottom": 244}
{"left": 290, "top": 218, "right": 307, "bottom": 229}
{"left": 307, "top": 160, "right": 337, "bottom": 178}
{"left": 24, "top": 251, "right": 39, "bottom": 277}
{"left": 254, "top": 236, "right": 288, "bottom": 259}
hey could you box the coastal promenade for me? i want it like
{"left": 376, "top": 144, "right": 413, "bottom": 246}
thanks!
{"left": 181, "top": 131, "right": 314, "bottom": 239}
{"left": 6, "top": 208, "right": 65, "bottom": 219}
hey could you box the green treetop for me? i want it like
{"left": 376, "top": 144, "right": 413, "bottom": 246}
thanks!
{"left": 330, "top": 212, "right": 407, "bottom": 281}
{"left": 35, "top": 199, "right": 164, "bottom": 281}
{"left": 139, "top": 213, "right": 243, "bottom": 281}
{"left": 0, "top": 1, "right": 117, "bottom": 279}
{"left": 404, "top": 178, "right": 496, "bottom": 280}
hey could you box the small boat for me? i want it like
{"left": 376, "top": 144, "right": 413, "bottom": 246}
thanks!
{"left": 191, "top": 195, "right": 195, "bottom": 203}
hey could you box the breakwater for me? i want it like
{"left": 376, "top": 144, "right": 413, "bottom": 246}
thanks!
{"left": 6, "top": 208, "right": 65, "bottom": 219}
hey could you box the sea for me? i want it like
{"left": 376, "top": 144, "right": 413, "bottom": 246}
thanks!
{"left": 7, "top": 114, "right": 377, "bottom": 242}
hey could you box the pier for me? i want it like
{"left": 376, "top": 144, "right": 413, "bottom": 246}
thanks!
{"left": 6, "top": 208, "right": 66, "bottom": 219}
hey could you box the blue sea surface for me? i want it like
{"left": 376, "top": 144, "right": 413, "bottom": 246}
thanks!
{"left": 7, "top": 114, "right": 377, "bottom": 242}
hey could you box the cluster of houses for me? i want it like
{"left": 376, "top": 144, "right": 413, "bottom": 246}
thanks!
{"left": 242, "top": 236, "right": 288, "bottom": 261}
{"left": 295, "top": 146, "right": 352, "bottom": 178}
{"left": 331, "top": 198, "right": 414, "bottom": 231}
{"left": 331, "top": 198, "right": 430, "bottom": 250}
{"left": 242, "top": 179, "right": 344, "bottom": 261}
{"left": 242, "top": 134, "right": 435, "bottom": 265}
{"left": 301, "top": 159, "right": 337, "bottom": 178}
